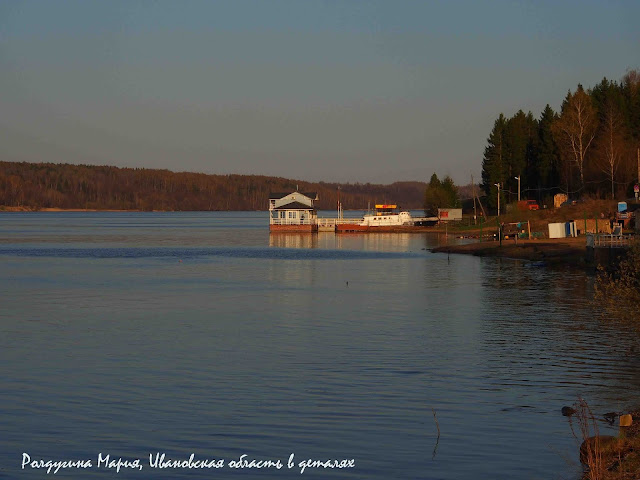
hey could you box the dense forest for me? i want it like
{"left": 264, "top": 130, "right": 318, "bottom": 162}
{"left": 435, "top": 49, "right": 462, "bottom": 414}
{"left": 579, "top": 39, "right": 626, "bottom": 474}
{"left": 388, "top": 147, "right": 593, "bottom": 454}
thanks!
{"left": 482, "top": 70, "right": 640, "bottom": 209}
{"left": 0, "top": 161, "right": 428, "bottom": 211}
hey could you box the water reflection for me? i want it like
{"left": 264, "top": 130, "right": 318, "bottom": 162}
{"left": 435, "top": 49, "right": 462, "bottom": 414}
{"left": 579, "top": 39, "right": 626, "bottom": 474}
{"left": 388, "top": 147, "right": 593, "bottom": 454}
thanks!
{"left": 269, "top": 232, "right": 442, "bottom": 252}
{"left": 478, "top": 257, "right": 640, "bottom": 417}
{"left": 3, "top": 212, "right": 640, "bottom": 480}
{"left": 268, "top": 233, "right": 319, "bottom": 249}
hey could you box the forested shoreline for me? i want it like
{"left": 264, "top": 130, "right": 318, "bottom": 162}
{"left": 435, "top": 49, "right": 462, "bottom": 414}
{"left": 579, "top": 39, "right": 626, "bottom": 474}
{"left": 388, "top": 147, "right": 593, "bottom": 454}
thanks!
{"left": 0, "top": 161, "right": 428, "bottom": 211}
{"left": 482, "top": 70, "right": 640, "bottom": 208}
{"left": 3, "top": 70, "right": 639, "bottom": 213}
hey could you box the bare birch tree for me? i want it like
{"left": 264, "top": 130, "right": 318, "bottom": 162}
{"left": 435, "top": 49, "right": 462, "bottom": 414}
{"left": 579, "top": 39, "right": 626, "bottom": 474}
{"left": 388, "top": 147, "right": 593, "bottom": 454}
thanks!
{"left": 552, "top": 87, "right": 598, "bottom": 190}
{"left": 594, "top": 99, "right": 626, "bottom": 199}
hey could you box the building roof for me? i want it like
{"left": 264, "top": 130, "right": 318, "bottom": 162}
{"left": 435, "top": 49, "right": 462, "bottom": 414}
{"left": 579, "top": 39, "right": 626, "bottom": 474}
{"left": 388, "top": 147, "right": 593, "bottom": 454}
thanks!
{"left": 273, "top": 201, "right": 315, "bottom": 210}
{"left": 269, "top": 192, "right": 318, "bottom": 200}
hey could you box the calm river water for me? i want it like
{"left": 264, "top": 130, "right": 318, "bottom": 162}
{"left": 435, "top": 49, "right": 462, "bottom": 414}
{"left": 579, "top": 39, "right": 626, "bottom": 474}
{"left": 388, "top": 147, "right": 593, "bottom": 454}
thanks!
{"left": 1, "top": 211, "right": 639, "bottom": 479}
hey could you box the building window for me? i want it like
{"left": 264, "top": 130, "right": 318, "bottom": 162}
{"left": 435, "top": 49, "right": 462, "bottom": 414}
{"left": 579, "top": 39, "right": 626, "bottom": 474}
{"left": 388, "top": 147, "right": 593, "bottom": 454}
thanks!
{"left": 288, "top": 211, "right": 297, "bottom": 219}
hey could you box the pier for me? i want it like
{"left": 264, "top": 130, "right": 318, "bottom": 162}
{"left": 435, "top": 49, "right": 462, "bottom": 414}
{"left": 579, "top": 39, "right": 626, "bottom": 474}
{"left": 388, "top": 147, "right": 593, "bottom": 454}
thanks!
{"left": 586, "top": 233, "right": 634, "bottom": 268}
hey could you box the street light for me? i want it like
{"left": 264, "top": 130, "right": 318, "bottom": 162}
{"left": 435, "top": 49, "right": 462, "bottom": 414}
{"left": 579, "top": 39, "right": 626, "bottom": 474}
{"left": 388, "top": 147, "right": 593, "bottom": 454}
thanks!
{"left": 514, "top": 176, "right": 521, "bottom": 202}
{"left": 494, "top": 183, "right": 501, "bottom": 216}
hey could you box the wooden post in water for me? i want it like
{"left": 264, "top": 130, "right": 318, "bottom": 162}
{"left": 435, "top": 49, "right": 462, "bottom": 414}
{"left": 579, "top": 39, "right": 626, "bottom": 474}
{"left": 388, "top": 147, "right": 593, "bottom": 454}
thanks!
{"left": 527, "top": 221, "right": 531, "bottom": 239}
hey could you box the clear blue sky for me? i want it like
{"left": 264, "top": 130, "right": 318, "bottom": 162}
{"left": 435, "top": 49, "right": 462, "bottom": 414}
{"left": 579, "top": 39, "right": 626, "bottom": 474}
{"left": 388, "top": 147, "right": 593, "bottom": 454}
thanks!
{"left": 1, "top": 0, "right": 638, "bottom": 185}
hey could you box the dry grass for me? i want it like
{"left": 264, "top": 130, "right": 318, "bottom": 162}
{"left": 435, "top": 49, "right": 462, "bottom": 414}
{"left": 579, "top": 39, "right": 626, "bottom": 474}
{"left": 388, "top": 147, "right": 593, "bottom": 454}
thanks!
{"left": 574, "top": 398, "right": 606, "bottom": 480}
{"left": 571, "top": 399, "right": 640, "bottom": 480}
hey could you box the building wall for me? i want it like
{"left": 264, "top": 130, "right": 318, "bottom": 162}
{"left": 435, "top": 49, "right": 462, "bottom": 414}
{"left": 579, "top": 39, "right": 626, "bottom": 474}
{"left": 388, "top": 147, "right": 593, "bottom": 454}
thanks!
{"left": 270, "top": 224, "right": 318, "bottom": 233}
{"left": 575, "top": 218, "right": 612, "bottom": 235}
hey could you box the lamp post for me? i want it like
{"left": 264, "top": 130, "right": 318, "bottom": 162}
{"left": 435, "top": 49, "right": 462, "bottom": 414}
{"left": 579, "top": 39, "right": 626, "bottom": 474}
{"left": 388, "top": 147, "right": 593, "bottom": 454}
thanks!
{"left": 514, "top": 176, "right": 520, "bottom": 202}
{"left": 494, "top": 183, "right": 501, "bottom": 216}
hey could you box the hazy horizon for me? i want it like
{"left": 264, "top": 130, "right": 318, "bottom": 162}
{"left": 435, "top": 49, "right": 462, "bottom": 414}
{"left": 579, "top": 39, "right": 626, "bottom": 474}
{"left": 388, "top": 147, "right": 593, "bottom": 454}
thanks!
{"left": 1, "top": 1, "right": 638, "bottom": 185}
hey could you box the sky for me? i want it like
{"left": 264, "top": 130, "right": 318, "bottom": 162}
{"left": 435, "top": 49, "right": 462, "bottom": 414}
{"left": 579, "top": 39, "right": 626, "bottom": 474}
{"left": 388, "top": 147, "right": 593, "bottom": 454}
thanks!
{"left": 1, "top": 0, "right": 639, "bottom": 185}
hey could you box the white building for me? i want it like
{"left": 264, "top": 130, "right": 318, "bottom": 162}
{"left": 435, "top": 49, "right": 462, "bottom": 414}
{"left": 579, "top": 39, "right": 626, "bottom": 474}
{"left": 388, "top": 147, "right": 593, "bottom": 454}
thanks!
{"left": 269, "top": 191, "right": 318, "bottom": 232}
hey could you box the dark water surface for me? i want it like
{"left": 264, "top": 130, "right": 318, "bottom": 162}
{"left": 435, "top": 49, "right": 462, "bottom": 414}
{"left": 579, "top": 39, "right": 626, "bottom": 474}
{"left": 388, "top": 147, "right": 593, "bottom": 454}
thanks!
{"left": 1, "top": 211, "right": 639, "bottom": 479}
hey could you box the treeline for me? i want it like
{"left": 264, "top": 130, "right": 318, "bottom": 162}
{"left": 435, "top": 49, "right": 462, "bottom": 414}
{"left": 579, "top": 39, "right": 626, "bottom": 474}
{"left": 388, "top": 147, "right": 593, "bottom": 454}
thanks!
{"left": 423, "top": 173, "right": 460, "bottom": 215}
{"left": 0, "top": 161, "right": 428, "bottom": 211}
{"left": 482, "top": 70, "right": 640, "bottom": 208}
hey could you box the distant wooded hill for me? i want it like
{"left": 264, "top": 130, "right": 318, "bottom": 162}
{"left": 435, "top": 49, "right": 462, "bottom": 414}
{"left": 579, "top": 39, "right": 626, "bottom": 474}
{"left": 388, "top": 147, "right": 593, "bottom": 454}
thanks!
{"left": 0, "top": 161, "right": 429, "bottom": 211}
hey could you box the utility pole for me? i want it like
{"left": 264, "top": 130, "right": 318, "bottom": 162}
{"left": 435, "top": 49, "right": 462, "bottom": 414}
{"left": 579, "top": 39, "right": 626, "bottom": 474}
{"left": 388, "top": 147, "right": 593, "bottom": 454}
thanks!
{"left": 494, "top": 183, "right": 501, "bottom": 216}
{"left": 514, "top": 176, "right": 521, "bottom": 202}
{"left": 471, "top": 174, "right": 477, "bottom": 225}
{"left": 636, "top": 147, "right": 639, "bottom": 204}
{"left": 476, "top": 190, "right": 487, "bottom": 218}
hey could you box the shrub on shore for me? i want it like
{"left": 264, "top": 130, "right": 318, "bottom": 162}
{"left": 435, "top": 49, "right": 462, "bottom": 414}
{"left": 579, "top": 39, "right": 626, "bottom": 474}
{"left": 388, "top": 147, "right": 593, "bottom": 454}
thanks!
{"left": 569, "top": 398, "right": 640, "bottom": 480}
{"left": 594, "top": 239, "right": 640, "bottom": 324}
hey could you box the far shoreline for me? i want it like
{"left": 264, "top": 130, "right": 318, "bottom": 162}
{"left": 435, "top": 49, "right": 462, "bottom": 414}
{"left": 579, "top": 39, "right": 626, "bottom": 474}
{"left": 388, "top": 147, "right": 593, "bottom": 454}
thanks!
{"left": 1, "top": 206, "right": 142, "bottom": 212}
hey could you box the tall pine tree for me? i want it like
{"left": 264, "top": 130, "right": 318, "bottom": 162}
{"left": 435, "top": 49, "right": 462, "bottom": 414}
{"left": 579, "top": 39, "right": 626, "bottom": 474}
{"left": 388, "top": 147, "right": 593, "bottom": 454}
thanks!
{"left": 481, "top": 114, "right": 507, "bottom": 209}
{"left": 532, "top": 105, "right": 560, "bottom": 199}
{"left": 504, "top": 110, "right": 537, "bottom": 202}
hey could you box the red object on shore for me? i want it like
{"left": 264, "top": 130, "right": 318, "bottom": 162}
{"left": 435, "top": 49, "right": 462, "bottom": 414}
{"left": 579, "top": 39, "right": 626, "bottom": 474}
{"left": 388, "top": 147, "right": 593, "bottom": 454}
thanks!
{"left": 518, "top": 200, "right": 539, "bottom": 211}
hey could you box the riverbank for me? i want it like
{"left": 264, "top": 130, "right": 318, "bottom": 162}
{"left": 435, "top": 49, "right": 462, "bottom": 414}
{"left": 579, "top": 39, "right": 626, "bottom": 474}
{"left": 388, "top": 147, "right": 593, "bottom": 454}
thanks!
{"left": 431, "top": 237, "right": 587, "bottom": 266}
{"left": 583, "top": 408, "right": 640, "bottom": 480}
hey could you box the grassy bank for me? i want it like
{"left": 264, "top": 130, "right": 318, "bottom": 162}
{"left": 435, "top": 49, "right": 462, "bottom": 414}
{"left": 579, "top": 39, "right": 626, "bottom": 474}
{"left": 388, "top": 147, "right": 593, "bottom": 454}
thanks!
{"left": 436, "top": 198, "right": 622, "bottom": 236}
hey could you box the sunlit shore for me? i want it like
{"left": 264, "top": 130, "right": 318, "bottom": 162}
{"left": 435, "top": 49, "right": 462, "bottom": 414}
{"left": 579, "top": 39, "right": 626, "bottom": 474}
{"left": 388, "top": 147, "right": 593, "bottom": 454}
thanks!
{"left": 431, "top": 237, "right": 587, "bottom": 265}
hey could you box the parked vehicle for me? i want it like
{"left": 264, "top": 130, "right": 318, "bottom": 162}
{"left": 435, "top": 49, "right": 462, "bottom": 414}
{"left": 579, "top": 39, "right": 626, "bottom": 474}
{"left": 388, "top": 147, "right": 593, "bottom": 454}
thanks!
{"left": 517, "top": 199, "right": 539, "bottom": 211}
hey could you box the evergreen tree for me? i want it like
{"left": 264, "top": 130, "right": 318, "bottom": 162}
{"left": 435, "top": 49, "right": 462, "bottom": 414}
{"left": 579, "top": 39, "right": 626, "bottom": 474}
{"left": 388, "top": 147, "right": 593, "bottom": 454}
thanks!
{"left": 621, "top": 70, "right": 640, "bottom": 141}
{"left": 424, "top": 173, "right": 459, "bottom": 216}
{"left": 524, "top": 111, "right": 541, "bottom": 200}
{"left": 504, "top": 110, "right": 538, "bottom": 202}
{"left": 441, "top": 175, "right": 460, "bottom": 208}
{"left": 504, "top": 110, "right": 528, "bottom": 201}
{"left": 481, "top": 114, "right": 507, "bottom": 208}
{"left": 428, "top": 173, "right": 441, "bottom": 189}
{"left": 532, "top": 105, "right": 561, "bottom": 198}
{"left": 590, "top": 77, "right": 616, "bottom": 115}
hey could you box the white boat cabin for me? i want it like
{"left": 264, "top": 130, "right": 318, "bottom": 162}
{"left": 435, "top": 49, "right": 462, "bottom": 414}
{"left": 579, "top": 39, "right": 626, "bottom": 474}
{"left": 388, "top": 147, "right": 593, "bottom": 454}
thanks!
{"left": 361, "top": 204, "right": 413, "bottom": 226}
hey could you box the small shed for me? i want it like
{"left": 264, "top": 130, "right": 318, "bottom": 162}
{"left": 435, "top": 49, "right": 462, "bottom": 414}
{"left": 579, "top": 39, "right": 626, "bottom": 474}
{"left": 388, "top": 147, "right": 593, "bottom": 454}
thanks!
{"left": 554, "top": 193, "right": 568, "bottom": 208}
{"left": 437, "top": 208, "right": 462, "bottom": 222}
{"left": 549, "top": 221, "right": 577, "bottom": 238}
